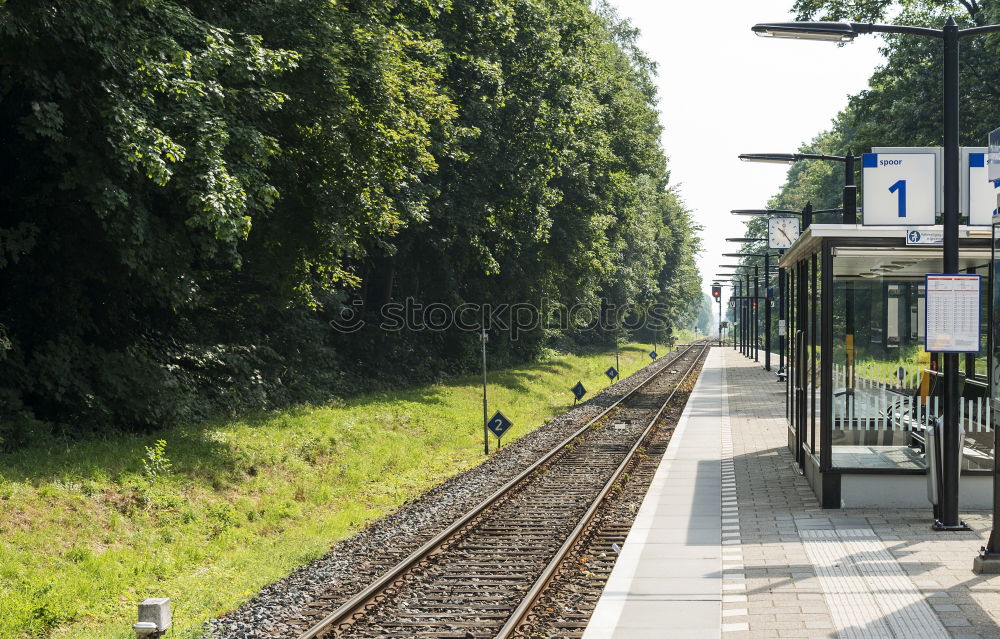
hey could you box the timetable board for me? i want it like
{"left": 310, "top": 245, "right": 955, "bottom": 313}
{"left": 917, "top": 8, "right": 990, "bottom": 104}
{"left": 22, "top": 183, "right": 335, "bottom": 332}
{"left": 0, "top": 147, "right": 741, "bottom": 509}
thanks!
{"left": 925, "top": 274, "right": 981, "bottom": 353}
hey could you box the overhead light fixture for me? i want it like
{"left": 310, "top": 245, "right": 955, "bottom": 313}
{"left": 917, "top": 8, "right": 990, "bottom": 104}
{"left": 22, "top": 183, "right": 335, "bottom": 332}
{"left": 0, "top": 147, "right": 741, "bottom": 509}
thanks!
{"left": 752, "top": 21, "right": 858, "bottom": 42}
{"left": 739, "top": 153, "right": 797, "bottom": 164}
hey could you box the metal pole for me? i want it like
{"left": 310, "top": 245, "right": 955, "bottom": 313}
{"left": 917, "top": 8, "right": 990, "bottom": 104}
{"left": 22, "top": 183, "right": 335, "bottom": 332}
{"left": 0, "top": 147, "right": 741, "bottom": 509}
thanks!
{"left": 754, "top": 265, "right": 760, "bottom": 362}
{"left": 796, "top": 259, "right": 807, "bottom": 471}
{"left": 844, "top": 152, "right": 857, "bottom": 398}
{"left": 821, "top": 242, "right": 836, "bottom": 506}
{"left": 733, "top": 280, "right": 739, "bottom": 351}
{"left": 736, "top": 280, "right": 742, "bottom": 354}
{"left": 741, "top": 278, "right": 747, "bottom": 356}
{"left": 745, "top": 273, "right": 752, "bottom": 357}
{"left": 966, "top": 265, "right": 978, "bottom": 376}
{"left": 938, "top": 16, "right": 964, "bottom": 530}
{"left": 779, "top": 263, "right": 786, "bottom": 378}
{"left": 802, "top": 202, "right": 813, "bottom": 230}
{"left": 481, "top": 327, "right": 489, "bottom": 456}
{"left": 986, "top": 224, "right": 1000, "bottom": 555}
{"left": 718, "top": 296, "right": 723, "bottom": 347}
{"left": 764, "top": 254, "right": 772, "bottom": 371}
{"left": 844, "top": 151, "right": 857, "bottom": 225}
{"left": 615, "top": 326, "right": 620, "bottom": 380}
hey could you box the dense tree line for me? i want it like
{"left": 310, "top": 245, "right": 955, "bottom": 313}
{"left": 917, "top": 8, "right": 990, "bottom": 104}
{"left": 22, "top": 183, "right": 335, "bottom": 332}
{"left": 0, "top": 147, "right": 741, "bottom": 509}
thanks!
{"left": 0, "top": 0, "right": 703, "bottom": 446}
{"left": 739, "top": 0, "right": 1000, "bottom": 269}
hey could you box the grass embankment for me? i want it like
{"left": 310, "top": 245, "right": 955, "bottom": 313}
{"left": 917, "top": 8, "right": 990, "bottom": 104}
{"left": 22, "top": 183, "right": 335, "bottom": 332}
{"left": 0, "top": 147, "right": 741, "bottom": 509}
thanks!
{"left": 0, "top": 341, "right": 682, "bottom": 639}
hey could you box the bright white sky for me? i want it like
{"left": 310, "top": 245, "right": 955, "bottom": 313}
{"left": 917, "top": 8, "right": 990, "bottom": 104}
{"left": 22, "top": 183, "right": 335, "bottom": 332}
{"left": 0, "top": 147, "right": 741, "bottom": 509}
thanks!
{"left": 606, "top": 0, "right": 886, "bottom": 312}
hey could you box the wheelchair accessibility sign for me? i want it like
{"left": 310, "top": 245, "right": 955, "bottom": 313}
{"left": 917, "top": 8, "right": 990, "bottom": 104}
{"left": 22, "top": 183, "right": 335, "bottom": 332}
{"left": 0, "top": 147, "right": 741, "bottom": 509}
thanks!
{"left": 905, "top": 229, "right": 943, "bottom": 246}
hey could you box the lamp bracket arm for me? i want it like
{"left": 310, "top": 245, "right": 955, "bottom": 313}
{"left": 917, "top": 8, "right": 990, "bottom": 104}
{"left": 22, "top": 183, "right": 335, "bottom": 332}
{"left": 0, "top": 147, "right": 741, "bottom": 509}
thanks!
{"left": 959, "top": 24, "right": 1000, "bottom": 37}
{"left": 797, "top": 153, "right": 847, "bottom": 162}
{"left": 865, "top": 23, "right": 943, "bottom": 38}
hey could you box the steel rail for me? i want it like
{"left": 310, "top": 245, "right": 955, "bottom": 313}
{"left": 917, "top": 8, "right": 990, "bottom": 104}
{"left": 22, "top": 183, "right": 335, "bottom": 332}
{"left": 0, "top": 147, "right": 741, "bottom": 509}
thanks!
{"left": 497, "top": 342, "right": 710, "bottom": 638}
{"left": 295, "top": 342, "right": 706, "bottom": 639}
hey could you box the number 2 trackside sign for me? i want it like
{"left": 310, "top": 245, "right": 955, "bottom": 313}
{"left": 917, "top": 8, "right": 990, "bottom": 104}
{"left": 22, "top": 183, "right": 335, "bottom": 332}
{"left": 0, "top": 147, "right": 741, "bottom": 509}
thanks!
{"left": 863, "top": 152, "right": 936, "bottom": 225}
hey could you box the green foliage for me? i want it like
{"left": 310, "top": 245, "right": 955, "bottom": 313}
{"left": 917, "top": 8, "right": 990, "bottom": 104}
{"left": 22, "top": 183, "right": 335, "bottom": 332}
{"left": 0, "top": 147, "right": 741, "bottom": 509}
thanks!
{"left": 761, "top": 0, "right": 1000, "bottom": 239}
{"left": 142, "top": 440, "right": 172, "bottom": 486}
{"left": 0, "top": 0, "right": 703, "bottom": 443}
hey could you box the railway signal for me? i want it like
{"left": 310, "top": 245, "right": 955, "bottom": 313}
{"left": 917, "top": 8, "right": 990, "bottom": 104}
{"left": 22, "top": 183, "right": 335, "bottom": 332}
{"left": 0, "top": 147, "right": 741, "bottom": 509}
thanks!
{"left": 649, "top": 350, "right": 658, "bottom": 360}
{"left": 571, "top": 381, "right": 587, "bottom": 405}
{"left": 605, "top": 366, "right": 619, "bottom": 382}
{"left": 712, "top": 283, "right": 723, "bottom": 347}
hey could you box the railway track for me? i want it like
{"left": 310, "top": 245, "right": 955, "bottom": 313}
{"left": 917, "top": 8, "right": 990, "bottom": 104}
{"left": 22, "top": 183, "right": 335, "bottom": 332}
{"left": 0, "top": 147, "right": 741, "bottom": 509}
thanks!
{"left": 292, "top": 342, "right": 709, "bottom": 639}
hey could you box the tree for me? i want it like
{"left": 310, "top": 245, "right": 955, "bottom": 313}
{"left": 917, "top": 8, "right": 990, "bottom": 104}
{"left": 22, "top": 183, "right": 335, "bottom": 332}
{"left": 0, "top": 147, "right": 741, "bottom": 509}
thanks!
{"left": 0, "top": 0, "right": 704, "bottom": 444}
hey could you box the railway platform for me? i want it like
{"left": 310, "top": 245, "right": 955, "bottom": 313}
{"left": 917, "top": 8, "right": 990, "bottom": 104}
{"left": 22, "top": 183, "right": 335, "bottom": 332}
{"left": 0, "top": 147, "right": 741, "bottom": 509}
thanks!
{"left": 583, "top": 346, "right": 1000, "bottom": 639}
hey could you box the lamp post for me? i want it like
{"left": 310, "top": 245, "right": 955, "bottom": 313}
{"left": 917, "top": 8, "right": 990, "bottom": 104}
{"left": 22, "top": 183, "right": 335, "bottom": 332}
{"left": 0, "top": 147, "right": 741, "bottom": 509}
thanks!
{"left": 725, "top": 253, "right": 774, "bottom": 368}
{"left": 712, "top": 281, "right": 733, "bottom": 346}
{"left": 727, "top": 238, "right": 777, "bottom": 372}
{"left": 753, "top": 17, "right": 1000, "bottom": 534}
{"left": 739, "top": 153, "right": 857, "bottom": 224}
{"left": 736, "top": 279, "right": 743, "bottom": 353}
{"left": 731, "top": 205, "right": 843, "bottom": 229}
{"left": 740, "top": 152, "right": 860, "bottom": 394}
{"left": 732, "top": 207, "right": 834, "bottom": 380}
{"left": 722, "top": 264, "right": 747, "bottom": 354}
{"left": 716, "top": 276, "right": 738, "bottom": 348}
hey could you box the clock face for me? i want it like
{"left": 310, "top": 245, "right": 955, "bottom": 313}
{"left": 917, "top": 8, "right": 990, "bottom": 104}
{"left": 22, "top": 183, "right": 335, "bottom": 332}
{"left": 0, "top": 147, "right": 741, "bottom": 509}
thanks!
{"left": 768, "top": 216, "right": 800, "bottom": 250}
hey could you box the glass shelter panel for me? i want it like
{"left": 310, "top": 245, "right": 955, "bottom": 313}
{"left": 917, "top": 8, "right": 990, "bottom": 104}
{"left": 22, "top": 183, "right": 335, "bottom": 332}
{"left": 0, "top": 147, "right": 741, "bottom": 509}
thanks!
{"left": 810, "top": 254, "right": 821, "bottom": 455}
{"left": 786, "top": 266, "right": 796, "bottom": 438}
{"left": 831, "top": 249, "right": 992, "bottom": 472}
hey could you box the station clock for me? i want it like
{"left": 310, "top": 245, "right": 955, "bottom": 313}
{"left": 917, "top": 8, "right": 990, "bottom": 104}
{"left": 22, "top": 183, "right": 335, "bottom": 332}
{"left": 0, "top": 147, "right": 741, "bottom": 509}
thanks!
{"left": 768, "top": 216, "right": 800, "bottom": 250}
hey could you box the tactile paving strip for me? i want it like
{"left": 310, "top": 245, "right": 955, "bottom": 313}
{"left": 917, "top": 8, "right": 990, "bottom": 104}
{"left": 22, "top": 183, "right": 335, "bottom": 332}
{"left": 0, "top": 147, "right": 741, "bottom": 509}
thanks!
{"left": 801, "top": 528, "right": 949, "bottom": 638}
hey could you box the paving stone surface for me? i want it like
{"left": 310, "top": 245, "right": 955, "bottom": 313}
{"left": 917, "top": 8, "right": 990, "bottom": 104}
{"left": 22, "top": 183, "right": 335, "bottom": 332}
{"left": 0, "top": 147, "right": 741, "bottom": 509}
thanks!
{"left": 719, "top": 347, "right": 1000, "bottom": 639}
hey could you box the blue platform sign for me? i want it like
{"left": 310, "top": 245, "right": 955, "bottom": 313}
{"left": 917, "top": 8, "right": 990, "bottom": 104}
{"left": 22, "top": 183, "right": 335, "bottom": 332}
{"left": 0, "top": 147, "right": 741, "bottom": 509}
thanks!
{"left": 605, "top": 366, "right": 619, "bottom": 381}
{"left": 487, "top": 411, "right": 513, "bottom": 439}
{"left": 649, "top": 351, "right": 658, "bottom": 360}
{"left": 571, "top": 381, "right": 586, "bottom": 400}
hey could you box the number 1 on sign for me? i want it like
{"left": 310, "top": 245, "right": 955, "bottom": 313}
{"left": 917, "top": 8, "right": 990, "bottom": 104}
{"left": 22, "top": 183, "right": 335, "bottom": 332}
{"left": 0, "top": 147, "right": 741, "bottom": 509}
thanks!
{"left": 889, "top": 179, "right": 907, "bottom": 218}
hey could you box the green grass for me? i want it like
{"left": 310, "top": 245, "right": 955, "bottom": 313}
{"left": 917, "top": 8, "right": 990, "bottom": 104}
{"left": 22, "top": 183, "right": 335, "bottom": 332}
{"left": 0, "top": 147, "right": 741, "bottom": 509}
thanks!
{"left": 0, "top": 342, "right": 673, "bottom": 639}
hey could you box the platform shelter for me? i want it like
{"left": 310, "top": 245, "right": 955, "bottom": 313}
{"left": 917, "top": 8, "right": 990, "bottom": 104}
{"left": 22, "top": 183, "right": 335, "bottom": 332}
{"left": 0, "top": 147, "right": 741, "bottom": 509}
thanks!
{"left": 778, "top": 223, "right": 993, "bottom": 509}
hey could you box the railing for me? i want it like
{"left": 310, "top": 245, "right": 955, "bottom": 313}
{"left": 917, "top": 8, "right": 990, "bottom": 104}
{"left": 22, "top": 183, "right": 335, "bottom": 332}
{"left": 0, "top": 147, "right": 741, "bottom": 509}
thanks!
{"left": 831, "top": 363, "right": 992, "bottom": 433}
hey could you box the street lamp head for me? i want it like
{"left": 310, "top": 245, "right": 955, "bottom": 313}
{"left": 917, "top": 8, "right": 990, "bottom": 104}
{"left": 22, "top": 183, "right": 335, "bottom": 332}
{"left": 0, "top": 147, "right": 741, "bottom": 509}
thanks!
{"left": 739, "top": 153, "right": 797, "bottom": 164}
{"left": 752, "top": 21, "right": 858, "bottom": 42}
